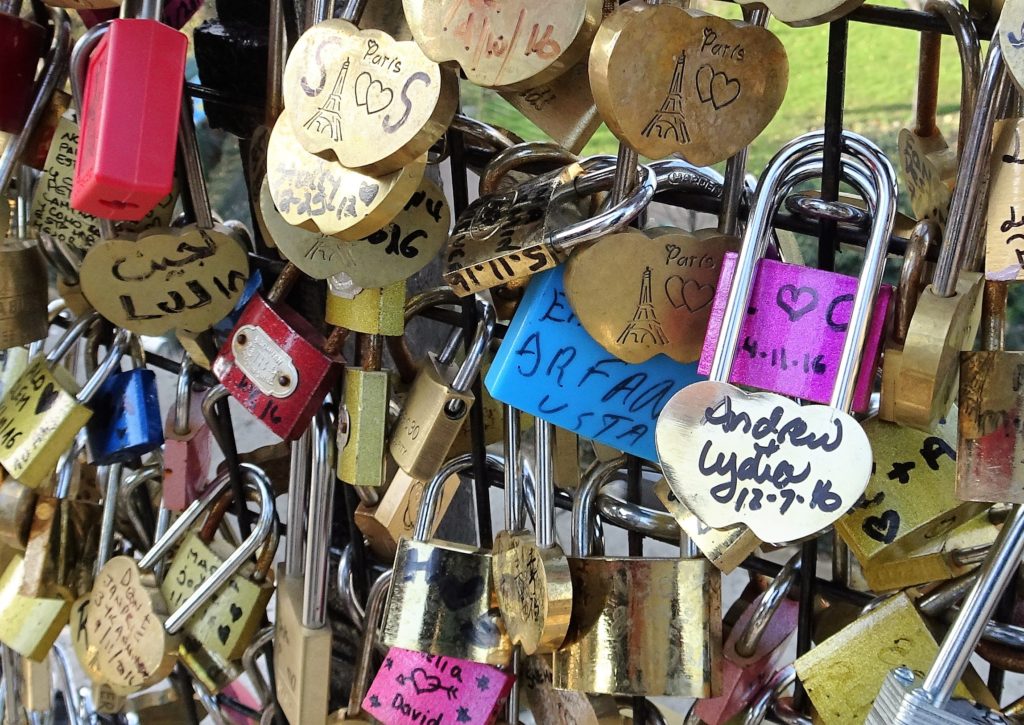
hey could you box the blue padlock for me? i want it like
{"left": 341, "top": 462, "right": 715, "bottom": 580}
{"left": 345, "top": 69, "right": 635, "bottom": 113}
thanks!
{"left": 87, "top": 340, "right": 164, "bottom": 464}
{"left": 486, "top": 267, "right": 703, "bottom": 462}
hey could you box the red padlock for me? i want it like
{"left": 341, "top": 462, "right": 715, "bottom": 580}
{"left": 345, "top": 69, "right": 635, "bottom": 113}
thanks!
{"left": 212, "top": 264, "right": 346, "bottom": 441}
{"left": 71, "top": 1, "right": 187, "bottom": 221}
{"left": 0, "top": 1, "right": 47, "bottom": 133}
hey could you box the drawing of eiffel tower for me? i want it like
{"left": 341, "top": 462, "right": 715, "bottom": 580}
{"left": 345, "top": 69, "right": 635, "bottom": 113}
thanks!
{"left": 618, "top": 267, "right": 668, "bottom": 346}
{"left": 304, "top": 58, "right": 349, "bottom": 142}
{"left": 642, "top": 51, "right": 690, "bottom": 144}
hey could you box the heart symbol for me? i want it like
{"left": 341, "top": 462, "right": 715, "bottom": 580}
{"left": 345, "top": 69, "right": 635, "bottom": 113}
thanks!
{"left": 230, "top": 603, "right": 243, "bottom": 622}
{"left": 79, "top": 226, "right": 249, "bottom": 337}
{"left": 217, "top": 624, "right": 231, "bottom": 645}
{"left": 591, "top": 4, "right": 788, "bottom": 166}
{"left": 775, "top": 285, "right": 819, "bottom": 322}
{"left": 34, "top": 382, "right": 58, "bottom": 415}
{"left": 359, "top": 181, "right": 380, "bottom": 206}
{"left": 682, "top": 279, "right": 716, "bottom": 312}
{"left": 354, "top": 72, "right": 394, "bottom": 114}
{"left": 861, "top": 510, "right": 900, "bottom": 544}
{"left": 281, "top": 20, "right": 456, "bottom": 174}
{"left": 410, "top": 668, "right": 443, "bottom": 695}
{"left": 655, "top": 381, "right": 872, "bottom": 543}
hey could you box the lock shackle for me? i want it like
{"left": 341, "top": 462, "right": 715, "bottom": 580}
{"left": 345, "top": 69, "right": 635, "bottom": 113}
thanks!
{"left": 138, "top": 463, "right": 275, "bottom": 634}
{"left": 39, "top": 234, "right": 83, "bottom": 286}
{"left": 645, "top": 158, "right": 727, "bottom": 202}
{"left": 336, "top": 542, "right": 376, "bottom": 629}
{"left": 44, "top": 313, "right": 131, "bottom": 405}
{"left": 534, "top": 420, "right": 557, "bottom": 549}
{"left": 53, "top": 432, "right": 86, "bottom": 500}
{"left": 981, "top": 279, "right": 1007, "bottom": 353}
{"left": 198, "top": 484, "right": 279, "bottom": 583}
{"left": 734, "top": 553, "right": 801, "bottom": 658}
{"left": 285, "top": 428, "right": 311, "bottom": 579}
{"left": 479, "top": 141, "right": 579, "bottom": 197}
{"left": 450, "top": 114, "right": 523, "bottom": 155}
{"left": 449, "top": 297, "right": 496, "bottom": 395}
{"left": 241, "top": 626, "right": 275, "bottom": 707}
{"left": 595, "top": 490, "right": 680, "bottom": 543}
{"left": 413, "top": 452, "right": 506, "bottom": 541}
{"left": 132, "top": 0, "right": 164, "bottom": 21}
{"left": 707, "top": 130, "right": 898, "bottom": 413}
{"left": 173, "top": 355, "right": 194, "bottom": 437}
{"left": 0, "top": 6, "right": 70, "bottom": 199}
{"left": 893, "top": 220, "right": 939, "bottom": 346}
{"left": 178, "top": 93, "right": 214, "bottom": 229}
{"left": 503, "top": 404, "right": 524, "bottom": 532}
{"left": 347, "top": 568, "right": 393, "bottom": 720}
{"left": 340, "top": 0, "right": 368, "bottom": 23}
{"left": 922, "top": 0, "right": 981, "bottom": 155}
{"left": 743, "top": 665, "right": 799, "bottom": 725}
{"left": 572, "top": 456, "right": 625, "bottom": 557}
{"left": 302, "top": 405, "right": 335, "bottom": 629}
{"left": 936, "top": 41, "right": 1008, "bottom": 297}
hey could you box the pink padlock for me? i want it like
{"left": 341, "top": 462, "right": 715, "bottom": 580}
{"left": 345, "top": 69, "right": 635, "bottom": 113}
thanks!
{"left": 162, "top": 358, "right": 213, "bottom": 510}
{"left": 695, "top": 556, "right": 800, "bottom": 725}
{"left": 699, "top": 252, "right": 893, "bottom": 413}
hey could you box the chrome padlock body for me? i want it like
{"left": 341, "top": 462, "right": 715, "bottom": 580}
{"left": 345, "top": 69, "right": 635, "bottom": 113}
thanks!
{"left": 86, "top": 365, "right": 163, "bottom": 464}
{"left": 212, "top": 293, "right": 344, "bottom": 441}
{"left": 868, "top": 667, "right": 1011, "bottom": 725}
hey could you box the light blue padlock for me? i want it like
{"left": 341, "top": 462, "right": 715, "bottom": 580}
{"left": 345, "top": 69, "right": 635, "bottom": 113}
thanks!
{"left": 486, "top": 267, "right": 703, "bottom": 462}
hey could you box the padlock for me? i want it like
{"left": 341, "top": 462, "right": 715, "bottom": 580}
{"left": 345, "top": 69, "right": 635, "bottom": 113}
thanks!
{"left": 551, "top": 448, "right": 721, "bottom": 697}
{"left": 443, "top": 156, "right": 654, "bottom": 297}
{"left": 897, "top": 0, "right": 980, "bottom": 229}
{"left": 338, "top": 334, "right": 389, "bottom": 487}
{"left": 382, "top": 452, "right": 512, "bottom": 665}
{"left": 866, "top": 506, "right": 1024, "bottom": 723}
{"left": 694, "top": 555, "right": 799, "bottom": 725}
{"left": 389, "top": 297, "right": 494, "bottom": 482}
{"left": 212, "top": 263, "right": 346, "bottom": 441}
{"left": 0, "top": 1, "right": 47, "bottom": 134}
{"left": 0, "top": 479, "right": 35, "bottom": 551}
{"left": 835, "top": 411, "right": 987, "bottom": 576}
{"left": 326, "top": 282, "right": 406, "bottom": 338}
{"left": 492, "top": 418, "right": 573, "bottom": 655}
{"left": 0, "top": 313, "right": 130, "bottom": 488}
{"left": 88, "top": 463, "right": 275, "bottom": 695}
{"left": 520, "top": 652, "right": 621, "bottom": 725}
{"left": 85, "top": 336, "right": 163, "bottom": 464}
{"left": 162, "top": 356, "right": 214, "bottom": 511}
{"left": 957, "top": 281, "right": 1024, "bottom": 503}
{"left": 0, "top": 550, "right": 70, "bottom": 661}
{"left": 160, "top": 477, "right": 277, "bottom": 663}
{"left": 658, "top": 130, "right": 897, "bottom": 544}
{"left": 275, "top": 406, "right": 335, "bottom": 725}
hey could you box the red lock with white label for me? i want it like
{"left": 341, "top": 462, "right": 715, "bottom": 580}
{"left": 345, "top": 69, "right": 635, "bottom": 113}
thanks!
{"left": 71, "top": 0, "right": 187, "bottom": 220}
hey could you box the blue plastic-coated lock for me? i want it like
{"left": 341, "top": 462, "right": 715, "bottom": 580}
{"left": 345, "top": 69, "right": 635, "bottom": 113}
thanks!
{"left": 87, "top": 366, "right": 163, "bottom": 464}
{"left": 486, "top": 267, "right": 703, "bottom": 462}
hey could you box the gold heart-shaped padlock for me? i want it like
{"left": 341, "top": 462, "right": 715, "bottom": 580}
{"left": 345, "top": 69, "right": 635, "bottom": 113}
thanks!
{"left": 734, "top": 0, "right": 864, "bottom": 26}
{"left": 590, "top": 2, "right": 788, "bottom": 166}
{"left": 986, "top": 118, "right": 1024, "bottom": 281}
{"left": 564, "top": 227, "right": 737, "bottom": 363}
{"left": 403, "top": 0, "right": 604, "bottom": 90}
{"left": 79, "top": 226, "right": 250, "bottom": 336}
{"left": 260, "top": 174, "right": 450, "bottom": 285}
{"left": 282, "top": 20, "right": 457, "bottom": 175}
{"left": 1000, "top": 2, "right": 1024, "bottom": 92}
{"left": 266, "top": 113, "right": 425, "bottom": 239}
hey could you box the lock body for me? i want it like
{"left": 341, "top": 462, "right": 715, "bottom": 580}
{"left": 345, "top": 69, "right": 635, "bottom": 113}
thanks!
{"left": 274, "top": 569, "right": 331, "bottom": 725}
{"left": 72, "top": 19, "right": 188, "bottom": 220}
{"left": 0, "top": 11, "right": 46, "bottom": 133}
{"left": 0, "top": 240, "right": 49, "bottom": 349}
{"left": 338, "top": 369, "right": 389, "bottom": 487}
{"left": 162, "top": 400, "right": 213, "bottom": 511}
{"left": 0, "top": 554, "right": 70, "bottom": 660}
{"left": 325, "top": 283, "right": 406, "bottom": 336}
{"left": 86, "top": 368, "right": 164, "bottom": 464}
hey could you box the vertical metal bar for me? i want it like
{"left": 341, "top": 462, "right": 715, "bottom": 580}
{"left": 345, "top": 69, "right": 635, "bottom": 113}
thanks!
{"left": 214, "top": 397, "right": 254, "bottom": 537}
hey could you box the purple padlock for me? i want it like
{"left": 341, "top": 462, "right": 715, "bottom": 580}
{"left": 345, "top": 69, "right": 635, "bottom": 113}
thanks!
{"left": 699, "top": 252, "right": 893, "bottom": 412}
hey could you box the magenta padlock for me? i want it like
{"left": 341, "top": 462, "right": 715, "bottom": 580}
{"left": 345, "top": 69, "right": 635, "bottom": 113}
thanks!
{"left": 364, "top": 647, "right": 513, "bottom": 725}
{"left": 699, "top": 252, "right": 892, "bottom": 412}
{"left": 695, "top": 560, "right": 799, "bottom": 725}
{"left": 162, "top": 358, "right": 213, "bottom": 511}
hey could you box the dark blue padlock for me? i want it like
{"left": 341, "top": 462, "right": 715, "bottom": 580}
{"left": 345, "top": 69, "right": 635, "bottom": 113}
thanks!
{"left": 87, "top": 349, "right": 164, "bottom": 464}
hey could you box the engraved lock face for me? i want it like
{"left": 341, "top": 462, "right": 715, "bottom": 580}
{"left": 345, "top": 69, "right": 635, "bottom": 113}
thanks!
{"left": 231, "top": 325, "right": 300, "bottom": 399}
{"left": 656, "top": 381, "right": 873, "bottom": 544}
{"left": 363, "top": 647, "right": 514, "bottom": 725}
{"left": 283, "top": 20, "right": 458, "bottom": 175}
{"left": 699, "top": 253, "right": 894, "bottom": 412}
{"left": 486, "top": 267, "right": 702, "bottom": 462}
{"left": 402, "top": 0, "right": 603, "bottom": 90}
{"left": 986, "top": 119, "right": 1024, "bottom": 281}
{"left": 78, "top": 225, "right": 250, "bottom": 336}
{"left": 266, "top": 113, "right": 426, "bottom": 240}
{"left": 0, "top": 239, "right": 48, "bottom": 349}
{"left": 590, "top": 3, "right": 788, "bottom": 166}
{"left": 262, "top": 175, "right": 450, "bottom": 284}
{"left": 734, "top": 0, "right": 865, "bottom": 25}
{"left": 564, "top": 227, "right": 739, "bottom": 364}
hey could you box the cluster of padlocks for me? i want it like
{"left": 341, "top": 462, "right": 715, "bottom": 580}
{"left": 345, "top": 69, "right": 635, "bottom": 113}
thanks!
{"left": 4, "top": 0, "right": 1024, "bottom": 722}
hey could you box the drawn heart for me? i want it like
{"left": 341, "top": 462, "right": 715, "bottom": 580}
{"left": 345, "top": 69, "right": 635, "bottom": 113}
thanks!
{"left": 217, "top": 624, "right": 231, "bottom": 645}
{"left": 590, "top": 4, "right": 788, "bottom": 165}
{"left": 402, "top": 0, "right": 597, "bottom": 89}
{"left": 229, "top": 603, "right": 243, "bottom": 622}
{"left": 564, "top": 228, "right": 738, "bottom": 363}
{"left": 79, "top": 226, "right": 249, "bottom": 337}
{"left": 861, "top": 510, "right": 900, "bottom": 545}
{"left": 735, "top": 0, "right": 865, "bottom": 26}
{"left": 354, "top": 72, "right": 394, "bottom": 114}
{"left": 283, "top": 19, "right": 457, "bottom": 174}
{"left": 34, "top": 382, "right": 58, "bottom": 416}
{"left": 776, "top": 285, "right": 819, "bottom": 322}
{"left": 260, "top": 176, "right": 449, "bottom": 284}
{"left": 410, "top": 668, "right": 444, "bottom": 695}
{"left": 655, "top": 381, "right": 872, "bottom": 543}
{"left": 359, "top": 181, "right": 380, "bottom": 206}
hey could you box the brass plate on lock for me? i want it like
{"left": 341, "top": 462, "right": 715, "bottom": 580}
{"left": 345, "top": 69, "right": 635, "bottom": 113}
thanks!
{"left": 986, "top": 119, "right": 1024, "bottom": 281}
{"left": 79, "top": 226, "right": 250, "bottom": 336}
{"left": 590, "top": 3, "right": 788, "bottom": 166}
{"left": 402, "top": 0, "right": 604, "bottom": 90}
{"left": 283, "top": 20, "right": 457, "bottom": 175}
{"left": 564, "top": 228, "right": 738, "bottom": 364}
{"left": 231, "top": 325, "right": 300, "bottom": 399}
{"left": 499, "top": 60, "right": 601, "bottom": 154}
{"left": 735, "top": 0, "right": 865, "bottom": 26}
{"left": 266, "top": 113, "right": 426, "bottom": 239}
{"left": 263, "top": 175, "right": 450, "bottom": 284}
